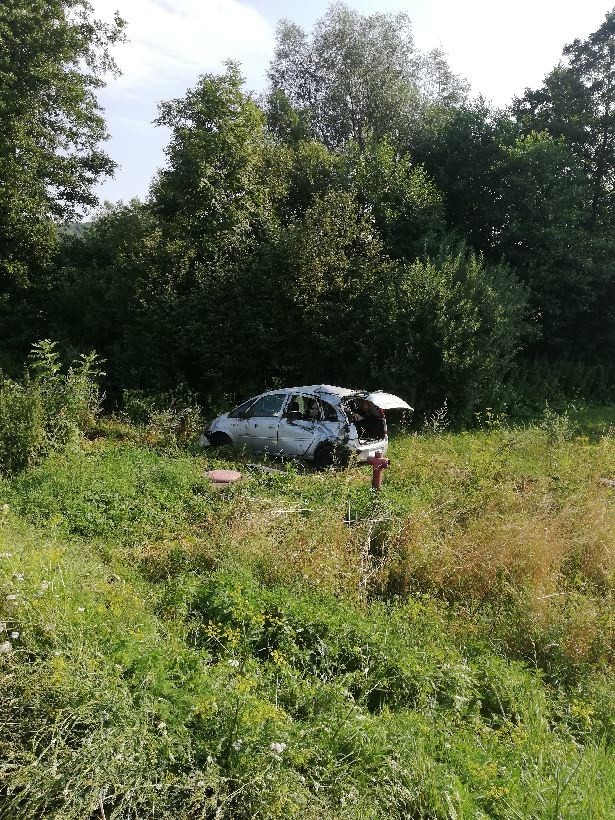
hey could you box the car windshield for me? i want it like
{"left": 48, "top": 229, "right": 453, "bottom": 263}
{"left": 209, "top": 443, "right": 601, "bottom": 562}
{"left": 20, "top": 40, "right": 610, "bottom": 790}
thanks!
{"left": 228, "top": 398, "right": 256, "bottom": 418}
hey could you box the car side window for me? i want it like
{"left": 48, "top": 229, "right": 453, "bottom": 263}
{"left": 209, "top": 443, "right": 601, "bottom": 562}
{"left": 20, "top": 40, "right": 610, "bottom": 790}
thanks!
{"left": 286, "top": 394, "right": 320, "bottom": 421}
{"left": 320, "top": 400, "right": 339, "bottom": 422}
{"left": 228, "top": 398, "right": 256, "bottom": 418}
{"left": 247, "top": 393, "right": 286, "bottom": 418}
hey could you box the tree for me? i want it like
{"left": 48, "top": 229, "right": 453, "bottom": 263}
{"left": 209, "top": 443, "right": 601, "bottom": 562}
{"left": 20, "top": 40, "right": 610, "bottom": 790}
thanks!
{"left": 413, "top": 48, "right": 469, "bottom": 107}
{"left": 409, "top": 102, "right": 508, "bottom": 252}
{"left": 140, "top": 65, "right": 282, "bottom": 395}
{"left": 0, "top": 1, "right": 124, "bottom": 289}
{"left": 513, "top": 8, "right": 615, "bottom": 230}
{"left": 150, "top": 63, "right": 274, "bottom": 279}
{"left": 410, "top": 102, "right": 608, "bottom": 355}
{"left": 278, "top": 189, "right": 395, "bottom": 385}
{"left": 340, "top": 139, "right": 445, "bottom": 260}
{"left": 265, "top": 89, "right": 313, "bottom": 145}
{"left": 53, "top": 201, "right": 159, "bottom": 396}
{"left": 267, "top": 2, "right": 466, "bottom": 150}
{"left": 511, "top": 10, "right": 615, "bottom": 357}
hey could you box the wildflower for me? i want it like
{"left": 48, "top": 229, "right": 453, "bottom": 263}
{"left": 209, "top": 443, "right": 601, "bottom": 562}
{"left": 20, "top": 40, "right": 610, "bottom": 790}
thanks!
{"left": 39, "top": 581, "right": 50, "bottom": 592}
{"left": 0, "top": 641, "right": 12, "bottom": 654}
{"left": 232, "top": 739, "right": 243, "bottom": 751}
{"left": 77, "top": 607, "right": 85, "bottom": 613}
{"left": 10, "top": 631, "right": 19, "bottom": 640}
{"left": 13, "top": 573, "right": 24, "bottom": 581}
{"left": 5, "top": 594, "right": 17, "bottom": 602}
{"left": 227, "top": 659, "right": 240, "bottom": 668}
{"left": 0, "top": 553, "right": 13, "bottom": 559}
{"left": 0, "top": 622, "right": 6, "bottom": 632}
{"left": 269, "top": 742, "right": 287, "bottom": 755}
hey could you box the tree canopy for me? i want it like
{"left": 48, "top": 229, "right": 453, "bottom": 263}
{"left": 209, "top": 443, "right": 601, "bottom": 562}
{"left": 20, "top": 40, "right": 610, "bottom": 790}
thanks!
{"left": 514, "top": 9, "right": 615, "bottom": 230}
{"left": 1, "top": 1, "right": 614, "bottom": 418}
{"left": 267, "top": 3, "right": 467, "bottom": 150}
{"left": 0, "top": 0, "right": 124, "bottom": 289}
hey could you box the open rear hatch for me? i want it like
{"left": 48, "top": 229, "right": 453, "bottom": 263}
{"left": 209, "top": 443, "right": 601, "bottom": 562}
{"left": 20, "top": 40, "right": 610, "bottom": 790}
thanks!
{"left": 342, "top": 391, "right": 412, "bottom": 444}
{"left": 363, "top": 390, "right": 413, "bottom": 411}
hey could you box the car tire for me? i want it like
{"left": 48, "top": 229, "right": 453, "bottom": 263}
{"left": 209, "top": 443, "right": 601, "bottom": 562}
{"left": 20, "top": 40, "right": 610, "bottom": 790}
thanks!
{"left": 208, "top": 432, "right": 233, "bottom": 447}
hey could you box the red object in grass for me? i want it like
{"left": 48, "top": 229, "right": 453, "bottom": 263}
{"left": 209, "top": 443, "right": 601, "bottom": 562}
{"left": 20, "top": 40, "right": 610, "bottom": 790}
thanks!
{"left": 366, "top": 451, "right": 390, "bottom": 491}
{"left": 207, "top": 469, "right": 242, "bottom": 484}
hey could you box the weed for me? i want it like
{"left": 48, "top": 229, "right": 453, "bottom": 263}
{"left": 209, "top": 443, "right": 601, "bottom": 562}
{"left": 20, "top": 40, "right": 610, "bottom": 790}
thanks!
{"left": 0, "top": 340, "right": 102, "bottom": 476}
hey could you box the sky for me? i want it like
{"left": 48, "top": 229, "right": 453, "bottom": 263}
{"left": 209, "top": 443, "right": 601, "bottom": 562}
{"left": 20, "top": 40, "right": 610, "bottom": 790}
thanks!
{"left": 91, "top": 0, "right": 613, "bottom": 206}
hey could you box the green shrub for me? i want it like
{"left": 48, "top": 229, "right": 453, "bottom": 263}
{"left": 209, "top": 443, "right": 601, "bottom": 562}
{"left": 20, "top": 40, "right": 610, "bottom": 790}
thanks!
{"left": 0, "top": 341, "right": 101, "bottom": 476}
{"left": 0, "top": 378, "right": 45, "bottom": 474}
{"left": 380, "top": 246, "right": 529, "bottom": 423}
{"left": 28, "top": 339, "right": 102, "bottom": 451}
{"left": 123, "top": 386, "right": 204, "bottom": 451}
{"left": 508, "top": 357, "right": 615, "bottom": 418}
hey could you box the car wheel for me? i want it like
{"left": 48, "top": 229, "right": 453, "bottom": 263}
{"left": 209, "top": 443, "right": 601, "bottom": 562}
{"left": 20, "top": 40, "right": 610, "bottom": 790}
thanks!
{"left": 208, "top": 432, "right": 233, "bottom": 447}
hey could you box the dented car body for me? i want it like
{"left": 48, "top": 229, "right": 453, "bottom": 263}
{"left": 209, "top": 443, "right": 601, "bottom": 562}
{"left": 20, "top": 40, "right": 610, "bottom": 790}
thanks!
{"left": 203, "top": 385, "right": 412, "bottom": 467}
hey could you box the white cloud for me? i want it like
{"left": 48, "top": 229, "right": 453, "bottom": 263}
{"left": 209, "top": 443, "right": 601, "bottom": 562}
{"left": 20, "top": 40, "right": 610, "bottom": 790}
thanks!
{"left": 90, "top": 0, "right": 275, "bottom": 204}
{"left": 358, "top": 0, "right": 611, "bottom": 106}
{"left": 92, "top": 0, "right": 274, "bottom": 93}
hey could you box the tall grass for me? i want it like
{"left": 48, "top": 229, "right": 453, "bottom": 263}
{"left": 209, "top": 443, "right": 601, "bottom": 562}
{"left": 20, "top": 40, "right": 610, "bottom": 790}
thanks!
{"left": 1, "top": 405, "right": 614, "bottom": 817}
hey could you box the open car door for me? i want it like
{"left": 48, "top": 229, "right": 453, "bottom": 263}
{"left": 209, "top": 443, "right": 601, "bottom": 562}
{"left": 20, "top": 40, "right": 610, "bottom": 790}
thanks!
{"left": 364, "top": 391, "right": 413, "bottom": 411}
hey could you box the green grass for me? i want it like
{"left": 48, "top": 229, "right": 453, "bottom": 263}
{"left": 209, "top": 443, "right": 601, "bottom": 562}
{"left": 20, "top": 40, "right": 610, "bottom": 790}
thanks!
{"left": 1, "top": 406, "right": 614, "bottom": 818}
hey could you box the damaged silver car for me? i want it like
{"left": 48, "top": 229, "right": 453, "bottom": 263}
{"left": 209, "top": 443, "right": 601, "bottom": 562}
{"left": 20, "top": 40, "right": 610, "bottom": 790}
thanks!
{"left": 203, "top": 385, "right": 412, "bottom": 467}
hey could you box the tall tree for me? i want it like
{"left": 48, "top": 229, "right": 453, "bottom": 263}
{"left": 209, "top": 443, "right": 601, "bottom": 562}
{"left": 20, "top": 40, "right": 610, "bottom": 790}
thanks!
{"left": 143, "top": 64, "right": 281, "bottom": 395}
{"left": 0, "top": 1, "right": 124, "bottom": 289}
{"left": 267, "top": 2, "right": 466, "bottom": 150}
{"left": 150, "top": 63, "right": 274, "bottom": 279}
{"left": 513, "top": 8, "right": 615, "bottom": 229}
{"left": 279, "top": 189, "right": 395, "bottom": 384}
{"left": 340, "top": 139, "right": 445, "bottom": 260}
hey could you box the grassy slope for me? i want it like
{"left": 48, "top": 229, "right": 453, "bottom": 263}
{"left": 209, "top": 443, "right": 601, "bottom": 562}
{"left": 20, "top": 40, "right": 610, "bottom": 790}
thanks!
{"left": 0, "top": 408, "right": 613, "bottom": 818}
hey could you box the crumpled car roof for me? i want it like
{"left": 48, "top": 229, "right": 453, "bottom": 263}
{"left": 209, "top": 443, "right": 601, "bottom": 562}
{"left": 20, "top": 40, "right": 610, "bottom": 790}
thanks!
{"left": 284, "top": 385, "right": 360, "bottom": 403}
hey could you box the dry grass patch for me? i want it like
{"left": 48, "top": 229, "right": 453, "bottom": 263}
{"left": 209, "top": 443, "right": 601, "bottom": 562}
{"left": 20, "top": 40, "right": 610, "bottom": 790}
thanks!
{"left": 225, "top": 497, "right": 363, "bottom": 595}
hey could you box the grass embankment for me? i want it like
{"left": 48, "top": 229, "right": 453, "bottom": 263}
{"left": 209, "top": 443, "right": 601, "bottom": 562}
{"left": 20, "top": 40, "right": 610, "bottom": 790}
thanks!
{"left": 1, "top": 408, "right": 614, "bottom": 818}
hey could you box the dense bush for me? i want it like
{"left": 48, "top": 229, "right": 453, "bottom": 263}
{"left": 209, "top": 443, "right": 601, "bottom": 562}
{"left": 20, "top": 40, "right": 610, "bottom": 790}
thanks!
{"left": 0, "top": 378, "right": 45, "bottom": 474}
{"left": 378, "top": 247, "right": 529, "bottom": 420}
{"left": 0, "top": 340, "right": 101, "bottom": 475}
